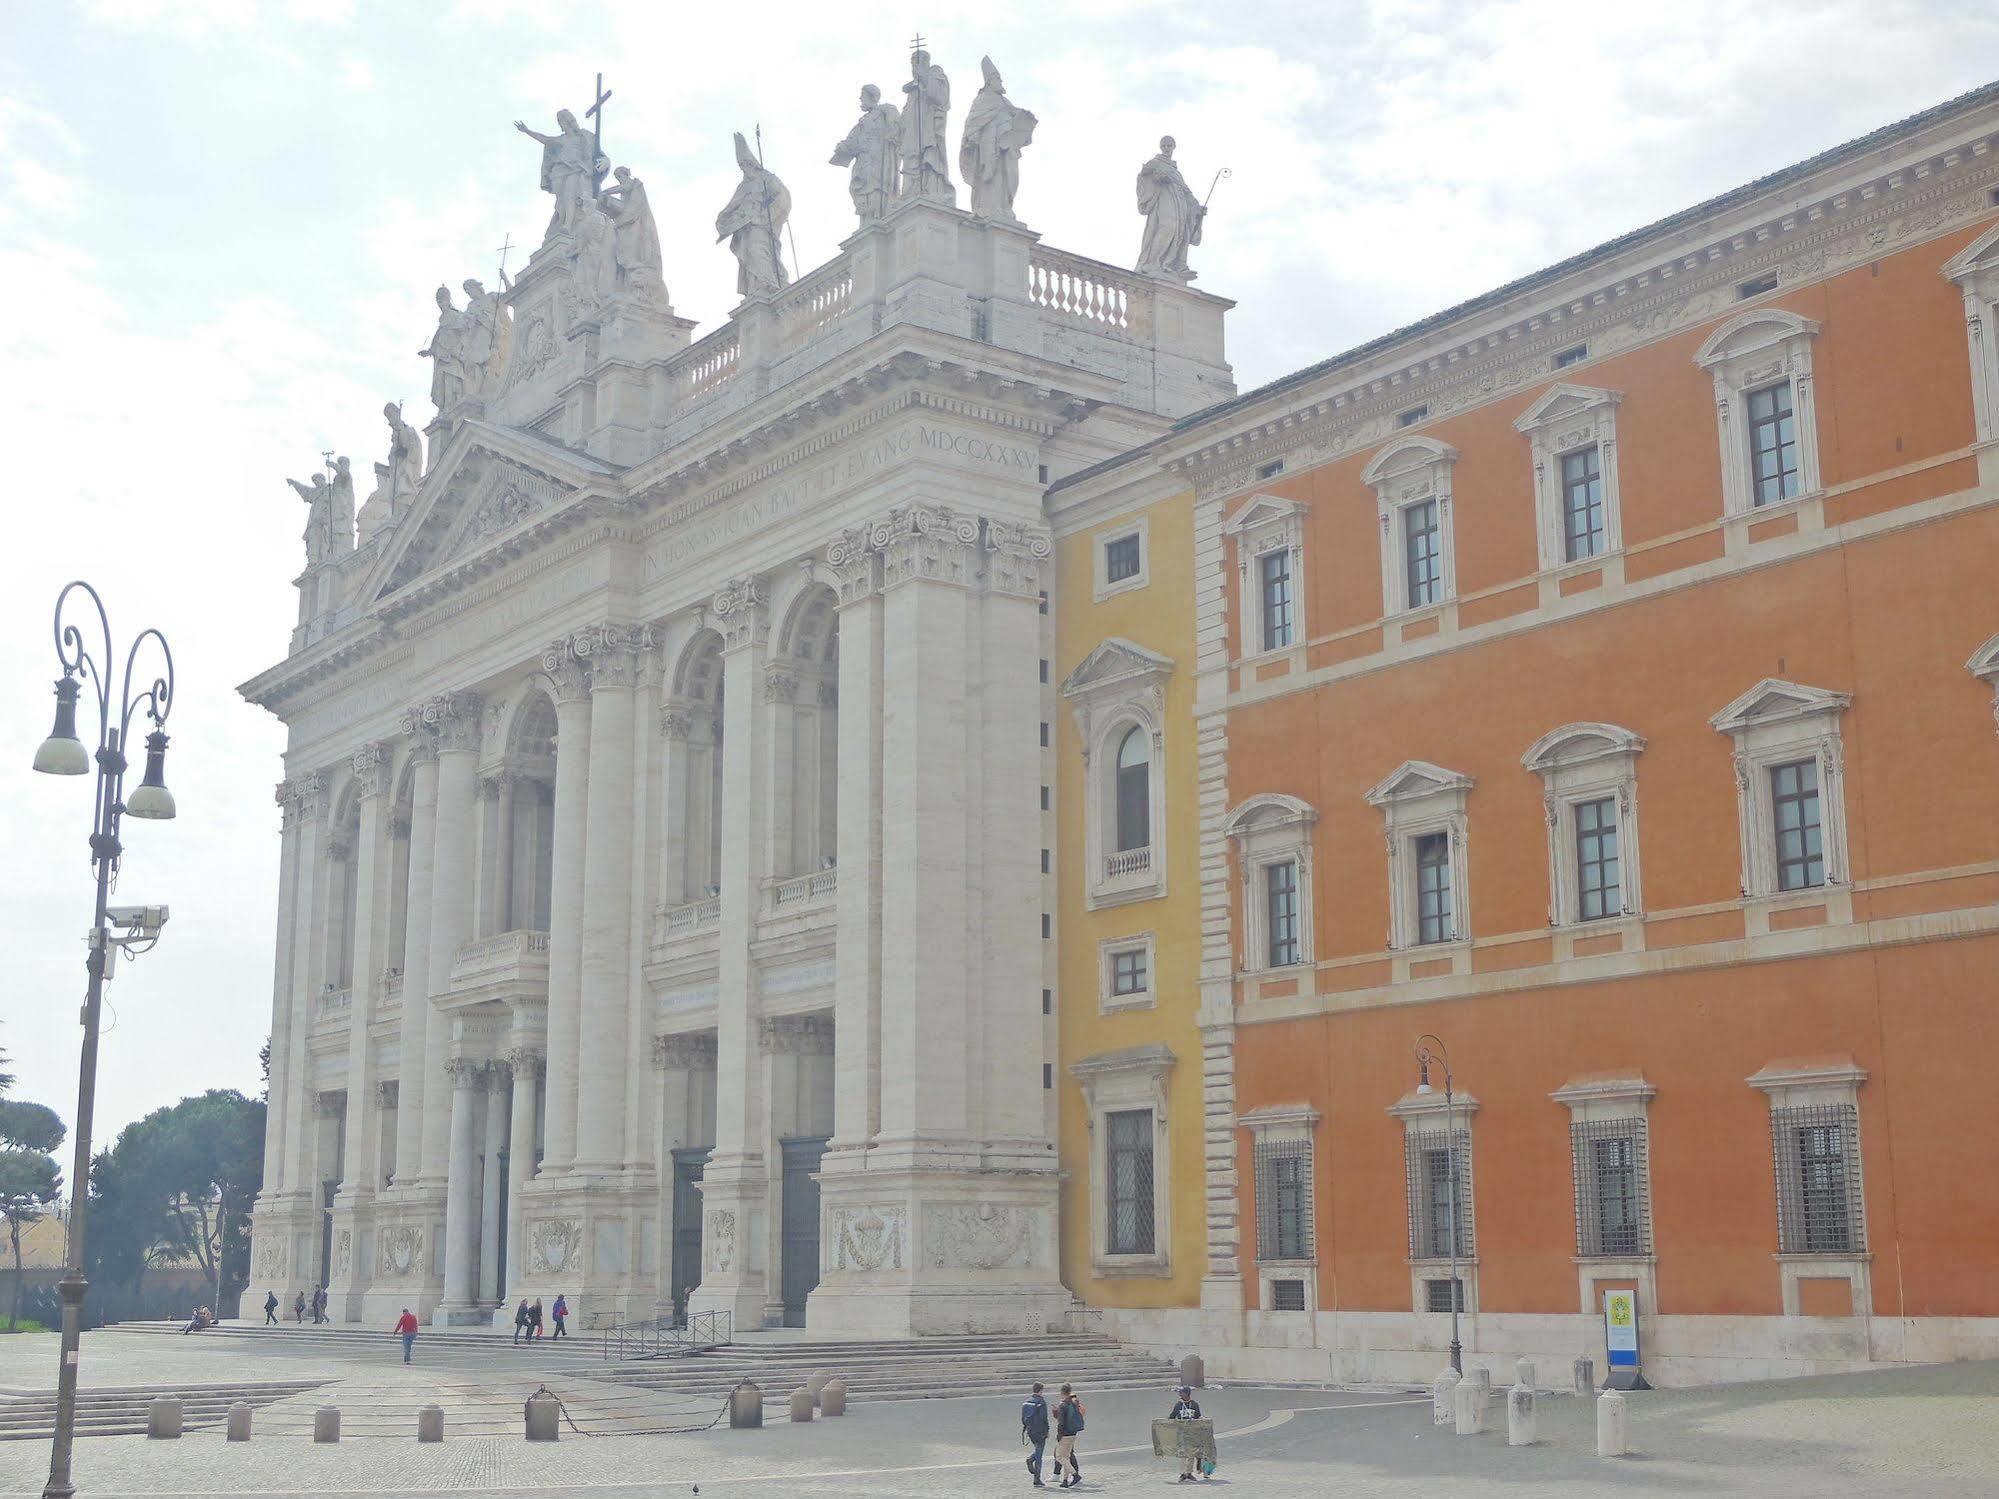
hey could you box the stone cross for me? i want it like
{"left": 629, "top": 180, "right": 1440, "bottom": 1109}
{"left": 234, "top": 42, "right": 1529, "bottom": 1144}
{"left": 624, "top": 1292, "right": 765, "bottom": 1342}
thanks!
{"left": 586, "top": 72, "right": 613, "bottom": 172}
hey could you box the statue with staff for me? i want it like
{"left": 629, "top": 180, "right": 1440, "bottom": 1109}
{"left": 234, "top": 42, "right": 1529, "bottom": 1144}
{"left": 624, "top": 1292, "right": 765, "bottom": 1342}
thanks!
{"left": 1136, "top": 135, "right": 1223, "bottom": 282}
{"left": 515, "top": 77, "right": 613, "bottom": 239}
{"left": 899, "top": 38, "right": 954, "bottom": 204}
{"left": 716, "top": 131, "right": 791, "bottom": 298}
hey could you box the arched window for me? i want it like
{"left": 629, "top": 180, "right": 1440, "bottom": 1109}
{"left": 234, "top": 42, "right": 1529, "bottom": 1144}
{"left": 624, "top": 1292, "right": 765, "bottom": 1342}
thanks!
{"left": 1115, "top": 727, "right": 1150, "bottom": 852}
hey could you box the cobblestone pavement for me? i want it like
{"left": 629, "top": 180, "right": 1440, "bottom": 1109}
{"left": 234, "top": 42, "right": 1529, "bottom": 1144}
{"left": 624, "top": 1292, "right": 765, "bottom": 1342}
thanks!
{"left": 3, "top": 1335, "right": 1997, "bottom": 1497}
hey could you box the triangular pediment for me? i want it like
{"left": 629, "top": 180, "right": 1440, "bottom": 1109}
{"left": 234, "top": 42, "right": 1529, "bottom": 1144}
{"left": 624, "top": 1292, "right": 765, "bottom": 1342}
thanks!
{"left": 1708, "top": 677, "right": 1851, "bottom": 734}
{"left": 1514, "top": 383, "right": 1621, "bottom": 433}
{"left": 1364, "top": 758, "right": 1474, "bottom": 807}
{"left": 1224, "top": 493, "right": 1305, "bottom": 534}
{"left": 1059, "top": 637, "right": 1175, "bottom": 699}
{"left": 1942, "top": 223, "right": 1999, "bottom": 286}
{"left": 355, "top": 420, "right": 622, "bottom": 606}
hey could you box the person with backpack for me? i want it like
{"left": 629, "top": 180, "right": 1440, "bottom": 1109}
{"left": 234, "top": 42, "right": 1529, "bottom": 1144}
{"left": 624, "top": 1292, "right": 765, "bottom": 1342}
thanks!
{"left": 1167, "top": 1385, "right": 1212, "bottom": 1481}
{"left": 550, "top": 1292, "right": 568, "bottom": 1339}
{"left": 1052, "top": 1382, "right": 1085, "bottom": 1488}
{"left": 1020, "top": 1381, "right": 1051, "bottom": 1487}
{"left": 263, "top": 1290, "right": 279, "bottom": 1326}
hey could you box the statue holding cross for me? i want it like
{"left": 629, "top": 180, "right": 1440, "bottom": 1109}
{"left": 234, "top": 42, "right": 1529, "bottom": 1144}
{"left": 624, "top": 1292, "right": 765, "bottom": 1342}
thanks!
{"left": 515, "top": 85, "right": 611, "bottom": 242}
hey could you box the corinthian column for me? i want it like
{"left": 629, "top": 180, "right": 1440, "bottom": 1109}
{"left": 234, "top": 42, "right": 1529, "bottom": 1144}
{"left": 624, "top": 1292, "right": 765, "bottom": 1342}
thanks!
{"left": 435, "top": 1056, "right": 486, "bottom": 1321}
{"left": 280, "top": 772, "right": 330, "bottom": 1195}
{"left": 392, "top": 735, "right": 438, "bottom": 1185}
{"left": 540, "top": 643, "right": 592, "bottom": 1172}
{"left": 257, "top": 781, "right": 304, "bottom": 1200}
{"left": 571, "top": 623, "right": 648, "bottom": 1171}
{"left": 422, "top": 692, "right": 484, "bottom": 1184}
{"left": 333, "top": 743, "right": 393, "bottom": 1315}
{"left": 480, "top": 1067, "right": 508, "bottom": 1303}
{"left": 502, "top": 1046, "right": 543, "bottom": 1300}
{"left": 690, "top": 575, "right": 772, "bottom": 1328}
{"left": 825, "top": 528, "right": 883, "bottom": 1155}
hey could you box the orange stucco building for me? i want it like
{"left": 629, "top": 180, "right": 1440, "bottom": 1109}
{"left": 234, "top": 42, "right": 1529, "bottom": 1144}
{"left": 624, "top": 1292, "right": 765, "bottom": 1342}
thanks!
{"left": 1052, "top": 84, "right": 1999, "bottom": 1384}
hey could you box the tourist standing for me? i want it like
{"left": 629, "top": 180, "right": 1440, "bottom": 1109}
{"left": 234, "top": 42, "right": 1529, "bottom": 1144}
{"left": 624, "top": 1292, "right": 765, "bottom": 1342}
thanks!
{"left": 1167, "top": 1385, "right": 1208, "bottom": 1481}
{"left": 1052, "top": 1382, "right": 1085, "bottom": 1488}
{"left": 529, "top": 1298, "right": 544, "bottom": 1340}
{"left": 1020, "top": 1380, "right": 1051, "bottom": 1488}
{"left": 394, "top": 1307, "right": 419, "bottom": 1364}
{"left": 263, "top": 1290, "right": 279, "bottom": 1325}
{"left": 551, "top": 1293, "right": 568, "bottom": 1339}
{"left": 293, "top": 1290, "right": 306, "bottom": 1323}
{"left": 512, "top": 1298, "right": 532, "bottom": 1345}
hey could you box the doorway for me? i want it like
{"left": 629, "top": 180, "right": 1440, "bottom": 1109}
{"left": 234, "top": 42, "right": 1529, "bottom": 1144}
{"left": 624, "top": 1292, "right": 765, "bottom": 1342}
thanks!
{"left": 779, "top": 1135, "right": 828, "bottom": 1328}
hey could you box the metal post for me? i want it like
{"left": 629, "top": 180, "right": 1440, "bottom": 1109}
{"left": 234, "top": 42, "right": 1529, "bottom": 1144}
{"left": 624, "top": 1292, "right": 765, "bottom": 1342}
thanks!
{"left": 1445, "top": 1075, "right": 1461, "bottom": 1374}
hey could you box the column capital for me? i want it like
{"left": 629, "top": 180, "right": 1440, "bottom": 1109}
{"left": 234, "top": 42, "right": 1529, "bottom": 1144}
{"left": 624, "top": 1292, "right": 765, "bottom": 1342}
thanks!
{"left": 506, "top": 1045, "right": 546, "bottom": 1080}
{"left": 314, "top": 1090, "right": 345, "bottom": 1118}
{"left": 653, "top": 1031, "right": 719, "bottom": 1070}
{"left": 763, "top": 667, "right": 800, "bottom": 704}
{"left": 712, "top": 576, "right": 770, "bottom": 652}
{"left": 478, "top": 769, "right": 515, "bottom": 802}
{"left": 572, "top": 621, "right": 654, "bottom": 691}
{"left": 350, "top": 741, "right": 394, "bottom": 799}
{"left": 826, "top": 527, "right": 881, "bottom": 606}
{"left": 541, "top": 638, "right": 592, "bottom": 704}
{"left": 659, "top": 701, "right": 696, "bottom": 740}
{"left": 375, "top": 1079, "right": 400, "bottom": 1109}
{"left": 758, "top": 1013, "right": 835, "bottom": 1056}
{"left": 278, "top": 770, "right": 330, "bottom": 828}
{"left": 418, "top": 691, "right": 485, "bottom": 754}
{"left": 982, "top": 517, "right": 1054, "bottom": 599}
{"left": 874, "top": 503, "right": 981, "bottom": 590}
{"left": 444, "top": 1054, "right": 490, "bottom": 1090}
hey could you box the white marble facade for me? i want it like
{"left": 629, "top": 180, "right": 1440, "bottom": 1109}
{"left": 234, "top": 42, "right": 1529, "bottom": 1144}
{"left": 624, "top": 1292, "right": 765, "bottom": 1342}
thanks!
{"left": 242, "top": 95, "right": 1233, "bottom": 1333}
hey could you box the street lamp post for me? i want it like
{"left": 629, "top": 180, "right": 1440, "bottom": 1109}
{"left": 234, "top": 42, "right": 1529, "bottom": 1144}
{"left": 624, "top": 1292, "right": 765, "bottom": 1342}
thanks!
{"left": 31, "top": 581, "right": 177, "bottom": 1499}
{"left": 1414, "top": 1032, "right": 1461, "bottom": 1375}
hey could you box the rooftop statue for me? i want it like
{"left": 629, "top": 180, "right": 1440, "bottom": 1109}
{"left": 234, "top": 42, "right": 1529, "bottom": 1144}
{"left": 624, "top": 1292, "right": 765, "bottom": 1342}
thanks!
{"left": 418, "top": 285, "right": 470, "bottom": 412}
{"left": 598, "top": 165, "right": 666, "bottom": 298}
{"left": 716, "top": 132, "right": 791, "bottom": 299}
{"left": 1136, "top": 134, "right": 1205, "bottom": 282}
{"left": 831, "top": 84, "right": 901, "bottom": 226}
{"left": 959, "top": 56, "right": 1036, "bottom": 224}
{"left": 286, "top": 471, "right": 336, "bottom": 566}
{"left": 900, "top": 49, "right": 953, "bottom": 205}
{"left": 515, "top": 108, "right": 608, "bottom": 240}
{"left": 459, "top": 278, "right": 514, "bottom": 398}
{"left": 571, "top": 200, "right": 621, "bottom": 311}
{"left": 383, "top": 401, "right": 425, "bottom": 507}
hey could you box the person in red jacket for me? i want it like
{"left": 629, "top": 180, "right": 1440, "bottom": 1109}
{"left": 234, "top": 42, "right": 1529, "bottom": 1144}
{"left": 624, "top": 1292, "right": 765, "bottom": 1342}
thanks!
{"left": 394, "top": 1307, "right": 419, "bottom": 1364}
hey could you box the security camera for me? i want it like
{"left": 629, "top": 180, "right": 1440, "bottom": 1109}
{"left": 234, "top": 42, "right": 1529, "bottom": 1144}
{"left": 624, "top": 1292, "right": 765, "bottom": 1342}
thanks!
{"left": 106, "top": 904, "right": 170, "bottom": 937}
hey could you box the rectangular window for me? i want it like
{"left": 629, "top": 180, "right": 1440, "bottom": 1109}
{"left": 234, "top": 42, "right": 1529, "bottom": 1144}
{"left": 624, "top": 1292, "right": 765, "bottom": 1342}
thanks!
{"left": 1265, "top": 859, "right": 1300, "bottom": 968}
{"left": 1404, "top": 1127, "right": 1472, "bottom": 1260}
{"left": 1738, "top": 272, "right": 1779, "bottom": 299}
{"left": 1105, "top": 1108, "right": 1156, "bottom": 1255}
{"left": 1256, "top": 458, "right": 1286, "bottom": 480}
{"left": 1258, "top": 548, "right": 1294, "bottom": 650}
{"left": 1424, "top": 1277, "right": 1466, "bottom": 1313}
{"left": 1110, "top": 946, "right": 1148, "bottom": 996}
{"left": 1574, "top": 795, "right": 1621, "bottom": 921}
{"left": 1747, "top": 380, "right": 1800, "bottom": 505}
{"left": 1571, "top": 1118, "right": 1651, "bottom": 1257}
{"left": 1039, "top": 721, "right": 1049, "bottom": 748}
{"left": 1104, "top": 533, "right": 1142, "bottom": 584}
{"left": 1560, "top": 444, "right": 1606, "bottom": 560}
{"left": 1270, "top": 1278, "right": 1307, "bottom": 1311}
{"left": 1770, "top": 759, "right": 1824, "bottom": 890}
{"left": 1553, "top": 343, "right": 1589, "bottom": 369}
{"left": 1414, "top": 832, "right": 1453, "bottom": 944}
{"left": 1041, "top": 987, "right": 1052, "bottom": 1015}
{"left": 1398, "top": 404, "right": 1429, "bottom": 428}
{"left": 1254, "top": 1137, "right": 1313, "bottom": 1262}
{"left": 1042, "top": 1062, "right": 1052, "bottom": 1089}
{"left": 1404, "top": 500, "right": 1441, "bottom": 607}
{"left": 1771, "top": 1104, "right": 1864, "bottom": 1255}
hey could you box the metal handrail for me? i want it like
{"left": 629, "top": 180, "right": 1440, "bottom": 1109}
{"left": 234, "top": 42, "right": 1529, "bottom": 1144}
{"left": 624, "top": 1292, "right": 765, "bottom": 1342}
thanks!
{"left": 601, "top": 1307, "right": 733, "bottom": 1362}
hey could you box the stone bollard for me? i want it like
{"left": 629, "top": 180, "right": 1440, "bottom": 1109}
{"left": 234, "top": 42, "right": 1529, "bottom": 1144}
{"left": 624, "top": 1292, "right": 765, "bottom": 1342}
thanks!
{"left": 313, "top": 1406, "right": 340, "bottom": 1444}
{"left": 1452, "top": 1377, "right": 1485, "bottom": 1436}
{"left": 1596, "top": 1388, "right": 1628, "bottom": 1457}
{"left": 819, "top": 1379, "right": 847, "bottom": 1417}
{"left": 1468, "top": 1365, "right": 1492, "bottom": 1407}
{"left": 1430, "top": 1369, "right": 1460, "bottom": 1427}
{"left": 147, "top": 1397, "right": 182, "bottom": 1440}
{"left": 1179, "top": 1353, "right": 1205, "bottom": 1390}
{"left": 1507, "top": 1386, "right": 1537, "bottom": 1447}
{"left": 788, "top": 1387, "right": 815, "bottom": 1423}
{"left": 225, "top": 1402, "right": 252, "bottom": 1443}
{"left": 524, "top": 1387, "right": 561, "bottom": 1442}
{"left": 1514, "top": 1357, "right": 1534, "bottom": 1392}
{"left": 804, "top": 1370, "right": 834, "bottom": 1406}
{"left": 417, "top": 1405, "right": 444, "bottom": 1443}
{"left": 729, "top": 1381, "right": 763, "bottom": 1430}
{"left": 1573, "top": 1356, "right": 1594, "bottom": 1396}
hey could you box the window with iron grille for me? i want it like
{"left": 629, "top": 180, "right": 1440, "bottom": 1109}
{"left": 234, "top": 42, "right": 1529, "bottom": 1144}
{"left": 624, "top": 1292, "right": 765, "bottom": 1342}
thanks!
{"left": 1270, "top": 1278, "right": 1307, "bottom": 1311}
{"left": 1259, "top": 548, "right": 1294, "bottom": 650}
{"left": 1110, "top": 946, "right": 1148, "bottom": 996}
{"left": 1414, "top": 832, "right": 1453, "bottom": 944}
{"left": 1770, "top": 759, "right": 1823, "bottom": 891}
{"left": 1772, "top": 1104, "right": 1864, "bottom": 1254}
{"left": 1104, "top": 532, "right": 1142, "bottom": 584}
{"left": 1747, "top": 380, "right": 1800, "bottom": 505}
{"left": 1264, "top": 859, "right": 1300, "bottom": 968}
{"left": 1404, "top": 1125, "right": 1473, "bottom": 1259}
{"left": 1574, "top": 796, "right": 1621, "bottom": 921}
{"left": 1404, "top": 500, "right": 1441, "bottom": 607}
{"left": 1424, "top": 1277, "right": 1466, "bottom": 1313}
{"left": 1571, "top": 1117, "right": 1652, "bottom": 1257}
{"left": 1254, "top": 1136, "right": 1313, "bottom": 1261}
{"left": 1106, "top": 1108, "right": 1157, "bottom": 1255}
{"left": 1560, "top": 445, "right": 1606, "bottom": 560}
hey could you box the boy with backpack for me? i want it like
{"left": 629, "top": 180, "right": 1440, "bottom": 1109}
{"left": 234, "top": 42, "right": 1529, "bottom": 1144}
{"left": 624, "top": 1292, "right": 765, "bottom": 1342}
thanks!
{"left": 1053, "top": 1383, "right": 1085, "bottom": 1488}
{"left": 1020, "top": 1381, "right": 1051, "bottom": 1487}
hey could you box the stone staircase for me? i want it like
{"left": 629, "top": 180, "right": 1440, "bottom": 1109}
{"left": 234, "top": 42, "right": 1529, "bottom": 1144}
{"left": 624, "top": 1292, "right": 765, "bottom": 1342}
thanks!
{"left": 0, "top": 1380, "right": 327, "bottom": 1441}
{"left": 110, "top": 1321, "right": 602, "bottom": 1358}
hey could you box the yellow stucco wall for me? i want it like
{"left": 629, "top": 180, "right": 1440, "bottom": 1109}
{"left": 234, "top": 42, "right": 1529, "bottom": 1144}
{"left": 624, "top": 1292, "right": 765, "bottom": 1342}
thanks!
{"left": 1053, "top": 486, "right": 1205, "bottom": 1310}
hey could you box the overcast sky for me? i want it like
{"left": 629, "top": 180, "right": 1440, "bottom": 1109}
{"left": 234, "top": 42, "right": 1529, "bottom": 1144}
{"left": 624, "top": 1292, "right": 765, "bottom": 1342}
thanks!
{"left": 3, "top": 1, "right": 1995, "bottom": 1161}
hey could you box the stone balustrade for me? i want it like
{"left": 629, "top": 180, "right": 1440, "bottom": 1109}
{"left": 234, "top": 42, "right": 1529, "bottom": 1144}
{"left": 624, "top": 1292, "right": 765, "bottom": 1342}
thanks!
{"left": 1104, "top": 845, "right": 1152, "bottom": 880}
{"left": 655, "top": 897, "right": 722, "bottom": 945}
{"left": 767, "top": 868, "right": 837, "bottom": 914}
{"left": 447, "top": 928, "right": 551, "bottom": 1002}
{"left": 1029, "top": 246, "right": 1142, "bottom": 332}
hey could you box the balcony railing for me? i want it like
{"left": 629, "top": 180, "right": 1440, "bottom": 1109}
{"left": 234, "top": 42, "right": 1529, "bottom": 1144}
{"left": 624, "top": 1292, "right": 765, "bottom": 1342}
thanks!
{"left": 1104, "top": 846, "right": 1153, "bottom": 880}
{"left": 448, "top": 929, "right": 551, "bottom": 996}
{"left": 656, "top": 897, "right": 721, "bottom": 942}
{"left": 317, "top": 986, "right": 352, "bottom": 1018}
{"left": 665, "top": 324, "right": 740, "bottom": 404}
{"left": 1029, "top": 246, "right": 1141, "bottom": 332}
{"left": 768, "top": 868, "right": 837, "bottom": 913}
{"left": 771, "top": 260, "right": 855, "bottom": 354}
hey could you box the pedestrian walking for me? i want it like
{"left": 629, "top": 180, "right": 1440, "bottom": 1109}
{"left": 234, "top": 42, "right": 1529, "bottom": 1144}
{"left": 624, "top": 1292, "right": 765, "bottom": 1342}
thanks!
{"left": 394, "top": 1307, "right": 419, "bottom": 1365}
{"left": 1020, "top": 1380, "right": 1051, "bottom": 1488}
{"left": 1052, "top": 1382, "right": 1086, "bottom": 1488}
{"left": 293, "top": 1290, "right": 306, "bottom": 1323}
{"left": 313, "top": 1285, "right": 328, "bottom": 1324}
{"left": 529, "top": 1298, "right": 544, "bottom": 1340}
{"left": 1167, "top": 1385, "right": 1211, "bottom": 1481}
{"left": 512, "top": 1297, "right": 532, "bottom": 1345}
{"left": 551, "top": 1293, "right": 568, "bottom": 1339}
{"left": 263, "top": 1290, "right": 279, "bottom": 1326}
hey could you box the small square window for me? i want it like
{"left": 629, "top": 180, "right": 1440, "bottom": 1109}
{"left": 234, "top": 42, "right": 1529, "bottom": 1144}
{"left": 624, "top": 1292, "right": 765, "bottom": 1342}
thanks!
{"left": 1553, "top": 343, "right": 1589, "bottom": 369}
{"left": 1270, "top": 1278, "right": 1307, "bottom": 1311}
{"left": 1256, "top": 458, "right": 1286, "bottom": 480}
{"left": 1424, "top": 1277, "right": 1465, "bottom": 1313}
{"left": 1397, "top": 404, "right": 1429, "bottom": 428}
{"left": 1110, "top": 946, "right": 1148, "bottom": 995}
{"left": 1104, "top": 533, "right": 1142, "bottom": 584}
{"left": 1738, "top": 272, "right": 1779, "bottom": 299}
